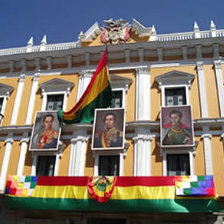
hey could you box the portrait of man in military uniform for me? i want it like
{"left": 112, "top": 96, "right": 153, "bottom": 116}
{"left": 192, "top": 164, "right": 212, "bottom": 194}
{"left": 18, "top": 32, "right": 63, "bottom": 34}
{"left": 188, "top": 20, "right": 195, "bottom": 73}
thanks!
{"left": 92, "top": 108, "right": 125, "bottom": 149}
{"left": 30, "top": 111, "right": 61, "bottom": 151}
{"left": 161, "top": 106, "right": 194, "bottom": 147}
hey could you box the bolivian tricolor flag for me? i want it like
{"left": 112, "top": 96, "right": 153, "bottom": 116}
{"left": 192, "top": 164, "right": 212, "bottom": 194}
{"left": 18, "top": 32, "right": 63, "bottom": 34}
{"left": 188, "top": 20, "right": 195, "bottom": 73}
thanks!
{"left": 57, "top": 49, "right": 113, "bottom": 124}
{"left": 5, "top": 175, "right": 220, "bottom": 213}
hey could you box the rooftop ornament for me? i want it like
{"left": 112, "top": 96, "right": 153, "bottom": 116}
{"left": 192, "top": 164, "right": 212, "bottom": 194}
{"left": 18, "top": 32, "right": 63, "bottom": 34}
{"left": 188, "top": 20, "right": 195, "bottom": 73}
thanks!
{"left": 101, "top": 19, "right": 130, "bottom": 44}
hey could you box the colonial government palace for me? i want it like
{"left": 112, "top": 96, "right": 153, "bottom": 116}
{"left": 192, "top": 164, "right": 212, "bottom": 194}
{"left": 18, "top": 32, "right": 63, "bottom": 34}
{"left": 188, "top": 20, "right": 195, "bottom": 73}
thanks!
{"left": 0, "top": 19, "right": 224, "bottom": 223}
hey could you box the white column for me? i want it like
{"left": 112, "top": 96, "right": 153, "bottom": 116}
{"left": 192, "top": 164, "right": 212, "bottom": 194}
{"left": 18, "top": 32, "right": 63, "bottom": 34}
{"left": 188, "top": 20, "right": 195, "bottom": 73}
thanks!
{"left": 196, "top": 62, "right": 208, "bottom": 118}
{"left": 214, "top": 60, "right": 224, "bottom": 117}
{"left": 135, "top": 67, "right": 151, "bottom": 120}
{"left": 25, "top": 73, "right": 40, "bottom": 124}
{"left": 202, "top": 132, "right": 213, "bottom": 175}
{"left": 17, "top": 136, "right": 29, "bottom": 175}
{"left": 76, "top": 70, "right": 92, "bottom": 101}
{"left": 68, "top": 130, "right": 88, "bottom": 176}
{"left": 133, "top": 128, "right": 152, "bottom": 176}
{"left": 0, "top": 137, "right": 13, "bottom": 191}
{"left": 10, "top": 74, "right": 25, "bottom": 125}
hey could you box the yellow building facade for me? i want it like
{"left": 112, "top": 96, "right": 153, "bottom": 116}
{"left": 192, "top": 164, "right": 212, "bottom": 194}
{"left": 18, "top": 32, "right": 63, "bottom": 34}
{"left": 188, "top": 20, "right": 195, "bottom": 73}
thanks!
{"left": 0, "top": 19, "right": 224, "bottom": 223}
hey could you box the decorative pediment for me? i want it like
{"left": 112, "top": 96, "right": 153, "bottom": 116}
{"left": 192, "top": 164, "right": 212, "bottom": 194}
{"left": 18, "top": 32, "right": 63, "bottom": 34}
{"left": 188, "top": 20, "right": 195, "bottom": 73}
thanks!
{"left": 79, "top": 19, "right": 156, "bottom": 45}
{"left": 110, "top": 74, "right": 132, "bottom": 92}
{"left": 39, "top": 78, "right": 74, "bottom": 94}
{"left": 131, "top": 18, "right": 156, "bottom": 39}
{"left": 155, "top": 70, "right": 195, "bottom": 88}
{"left": 0, "top": 83, "right": 14, "bottom": 97}
{"left": 78, "top": 22, "right": 101, "bottom": 42}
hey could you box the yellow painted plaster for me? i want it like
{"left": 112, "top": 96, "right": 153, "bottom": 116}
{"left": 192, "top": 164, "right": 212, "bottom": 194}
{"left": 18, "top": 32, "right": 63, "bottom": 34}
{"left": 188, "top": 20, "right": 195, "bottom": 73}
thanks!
{"left": 211, "top": 136, "right": 224, "bottom": 196}
{"left": 150, "top": 66, "right": 201, "bottom": 120}
{"left": 123, "top": 139, "right": 133, "bottom": 176}
{"left": 17, "top": 77, "right": 32, "bottom": 125}
{"left": 204, "top": 65, "right": 220, "bottom": 118}
{"left": 194, "top": 136, "right": 205, "bottom": 175}
{"left": 0, "top": 141, "right": 5, "bottom": 174}
{"left": 32, "top": 74, "right": 79, "bottom": 123}
{"left": 58, "top": 140, "right": 70, "bottom": 176}
{"left": 1, "top": 77, "right": 19, "bottom": 126}
{"left": 151, "top": 137, "right": 163, "bottom": 176}
{"left": 82, "top": 30, "right": 149, "bottom": 47}
{"left": 110, "top": 71, "right": 135, "bottom": 122}
{"left": 7, "top": 141, "right": 20, "bottom": 176}
{"left": 84, "top": 140, "right": 94, "bottom": 176}
{"left": 23, "top": 150, "right": 32, "bottom": 176}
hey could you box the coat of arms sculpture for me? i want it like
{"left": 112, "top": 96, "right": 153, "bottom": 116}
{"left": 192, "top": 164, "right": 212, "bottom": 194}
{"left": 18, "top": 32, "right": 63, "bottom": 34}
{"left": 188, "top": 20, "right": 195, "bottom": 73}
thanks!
{"left": 101, "top": 19, "right": 130, "bottom": 44}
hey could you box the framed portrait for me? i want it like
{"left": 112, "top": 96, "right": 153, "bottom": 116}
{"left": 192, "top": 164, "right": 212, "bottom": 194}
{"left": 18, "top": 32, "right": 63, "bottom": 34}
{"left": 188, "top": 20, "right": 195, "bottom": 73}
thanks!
{"left": 160, "top": 105, "right": 194, "bottom": 148}
{"left": 29, "top": 111, "right": 62, "bottom": 151}
{"left": 92, "top": 108, "right": 125, "bottom": 150}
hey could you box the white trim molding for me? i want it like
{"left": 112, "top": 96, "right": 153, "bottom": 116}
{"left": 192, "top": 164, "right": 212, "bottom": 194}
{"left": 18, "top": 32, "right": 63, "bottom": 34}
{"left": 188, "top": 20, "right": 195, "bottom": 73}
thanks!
{"left": 133, "top": 128, "right": 152, "bottom": 176}
{"left": 10, "top": 74, "right": 25, "bottom": 125}
{"left": 0, "top": 136, "right": 13, "bottom": 192}
{"left": 40, "top": 78, "right": 74, "bottom": 111}
{"left": 31, "top": 150, "right": 61, "bottom": 176}
{"left": 196, "top": 61, "right": 208, "bottom": 118}
{"left": 155, "top": 70, "right": 194, "bottom": 106}
{"left": 68, "top": 130, "right": 89, "bottom": 176}
{"left": 25, "top": 73, "right": 40, "bottom": 124}
{"left": 77, "top": 70, "right": 92, "bottom": 101}
{"left": 201, "top": 132, "right": 213, "bottom": 175}
{"left": 0, "top": 83, "right": 14, "bottom": 125}
{"left": 214, "top": 60, "right": 224, "bottom": 117}
{"left": 93, "top": 149, "right": 126, "bottom": 177}
{"left": 162, "top": 148, "right": 195, "bottom": 176}
{"left": 135, "top": 66, "right": 151, "bottom": 120}
{"left": 17, "top": 136, "right": 29, "bottom": 175}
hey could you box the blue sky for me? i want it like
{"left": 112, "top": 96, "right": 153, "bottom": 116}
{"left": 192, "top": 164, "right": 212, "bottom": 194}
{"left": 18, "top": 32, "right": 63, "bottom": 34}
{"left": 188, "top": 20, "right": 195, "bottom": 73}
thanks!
{"left": 1, "top": 0, "right": 224, "bottom": 49}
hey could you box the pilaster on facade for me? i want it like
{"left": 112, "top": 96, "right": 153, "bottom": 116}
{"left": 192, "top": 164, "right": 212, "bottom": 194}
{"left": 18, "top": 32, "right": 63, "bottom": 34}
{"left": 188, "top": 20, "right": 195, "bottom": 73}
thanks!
{"left": 201, "top": 130, "right": 213, "bottom": 175}
{"left": 138, "top": 48, "right": 144, "bottom": 63}
{"left": 221, "top": 132, "right": 224, "bottom": 141}
{"left": 21, "top": 59, "right": 27, "bottom": 72}
{"left": 133, "top": 128, "right": 152, "bottom": 176}
{"left": 85, "top": 52, "right": 90, "bottom": 67}
{"left": 46, "top": 57, "right": 52, "bottom": 70}
{"left": 157, "top": 48, "right": 163, "bottom": 62}
{"left": 196, "top": 61, "right": 208, "bottom": 118}
{"left": 34, "top": 58, "right": 40, "bottom": 71}
{"left": 77, "top": 70, "right": 92, "bottom": 101}
{"left": 182, "top": 46, "right": 188, "bottom": 60}
{"left": 214, "top": 60, "right": 224, "bottom": 117}
{"left": 67, "top": 55, "right": 72, "bottom": 69}
{"left": 9, "top": 60, "right": 14, "bottom": 73}
{"left": 196, "top": 45, "right": 202, "bottom": 59}
{"left": 10, "top": 74, "right": 25, "bottom": 125}
{"left": 135, "top": 66, "right": 151, "bottom": 120}
{"left": 69, "top": 130, "right": 89, "bottom": 176}
{"left": 125, "top": 49, "right": 130, "bottom": 63}
{"left": 17, "top": 136, "right": 29, "bottom": 175}
{"left": 213, "top": 44, "right": 219, "bottom": 59}
{"left": 0, "top": 136, "right": 13, "bottom": 192}
{"left": 25, "top": 73, "right": 40, "bottom": 124}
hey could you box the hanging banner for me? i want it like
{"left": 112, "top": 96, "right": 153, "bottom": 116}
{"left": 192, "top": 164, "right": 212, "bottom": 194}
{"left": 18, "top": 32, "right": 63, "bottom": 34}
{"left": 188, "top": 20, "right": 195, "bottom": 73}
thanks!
{"left": 160, "top": 105, "right": 194, "bottom": 147}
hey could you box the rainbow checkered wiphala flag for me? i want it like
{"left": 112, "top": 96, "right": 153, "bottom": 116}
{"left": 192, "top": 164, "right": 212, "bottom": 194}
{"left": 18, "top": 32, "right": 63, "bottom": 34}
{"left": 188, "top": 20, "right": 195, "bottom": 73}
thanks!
{"left": 4, "top": 175, "right": 219, "bottom": 213}
{"left": 5, "top": 176, "right": 38, "bottom": 196}
{"left": 176, "top": 175, "right": 215, "bottom": 196}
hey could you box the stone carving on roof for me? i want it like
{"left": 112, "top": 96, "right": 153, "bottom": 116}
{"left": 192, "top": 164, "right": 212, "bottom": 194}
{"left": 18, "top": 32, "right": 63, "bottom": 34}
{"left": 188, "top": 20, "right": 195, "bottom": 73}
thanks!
{"left": 101, "top": 19, "right": 130, "bottom": 44}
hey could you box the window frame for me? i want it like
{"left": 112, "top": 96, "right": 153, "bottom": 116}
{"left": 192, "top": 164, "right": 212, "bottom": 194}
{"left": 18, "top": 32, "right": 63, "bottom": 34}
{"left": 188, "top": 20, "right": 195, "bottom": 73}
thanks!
{"left": 93, "top": 150, "right": 125, "bottom": 176}
{"left": 41, "top": 91, "right": 67, "bottom": 111}
{"left": 161, "top": 84, "right": 189, "bottom": 107}
{"left": 0, "top": 96, "right": 7, "bottom": 125}
{"left": 162, "top": 149, "right": 194, "bottom": 176}
{"left": 31, "top": 151, "right": 61, "bottom": 176}
{"left": 111, "top": 88, "right": 125, "bottom": 108}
